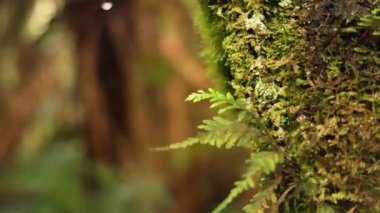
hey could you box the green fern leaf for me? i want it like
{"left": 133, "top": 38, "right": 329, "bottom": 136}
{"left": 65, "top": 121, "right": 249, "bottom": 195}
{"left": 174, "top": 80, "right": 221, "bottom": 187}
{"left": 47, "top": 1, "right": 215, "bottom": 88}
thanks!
{"left": 213, "top": 178, "right": 253, "bottom": 213}
{"left": 242, "top": 191, "right": 274, "bottom": 213}
{"left": 186, "top": 89, "right": 217, "bottom": 103}
{"left": 212, "top": 152, "right": 284, "bottom": 213}
{"left": 186, "top": 89, "right": 243, "bottom": 115}
{"left": 155, "top": 89, "right": 270, "bottom": 151}
{"left": 153, "top": 137, "right": 200, "bottom": 151}
{"left": 242, "top": 176, "right": 282, "bottom": 213}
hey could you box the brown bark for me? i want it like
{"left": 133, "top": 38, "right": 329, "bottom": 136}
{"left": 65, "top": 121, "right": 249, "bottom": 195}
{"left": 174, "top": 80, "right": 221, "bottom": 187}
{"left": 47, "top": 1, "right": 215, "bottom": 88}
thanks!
{"left": 0, "top": 58, "right": 61, "bottom": 161}
{"left": 66, "top": 0, "right": 137, "bottom": 166}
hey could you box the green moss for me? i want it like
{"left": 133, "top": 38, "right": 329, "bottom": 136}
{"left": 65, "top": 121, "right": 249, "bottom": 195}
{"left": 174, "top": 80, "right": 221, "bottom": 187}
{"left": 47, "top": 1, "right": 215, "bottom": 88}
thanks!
{"left": 196, "top": 0, "right": 380, "bottom": 211}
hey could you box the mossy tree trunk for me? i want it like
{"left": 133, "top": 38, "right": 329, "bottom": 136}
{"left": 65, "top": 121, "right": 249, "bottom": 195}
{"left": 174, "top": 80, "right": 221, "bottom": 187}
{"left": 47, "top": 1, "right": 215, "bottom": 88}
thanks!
{"left": 194, "top": 0, "right": 380, "bottom": 211}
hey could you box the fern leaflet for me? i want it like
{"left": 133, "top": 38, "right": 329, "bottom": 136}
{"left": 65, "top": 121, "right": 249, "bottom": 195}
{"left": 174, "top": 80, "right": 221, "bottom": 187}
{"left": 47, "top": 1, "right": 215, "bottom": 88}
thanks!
{"left": 242, "top": 177, "right": 282, "bottom": 213}
{"left": 212, "top": 152, "right": 284, "bottom": 213}
{"left": 155, "top": 89, "right": 258, "bottom": 151}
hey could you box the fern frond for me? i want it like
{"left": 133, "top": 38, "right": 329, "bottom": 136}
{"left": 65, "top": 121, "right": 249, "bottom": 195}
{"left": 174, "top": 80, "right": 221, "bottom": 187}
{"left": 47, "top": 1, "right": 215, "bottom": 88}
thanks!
{"left": 153, "top": 137, "right": 200, "bottom": 151}
{"left": 197, "top": 117, "right": 260, "bottom": 149}
{"left": 242, "top": 177, "right": 282, "bottom": 213}
{"left": 186, "top": 89, "right": 217, "bottom": 103}
{"left": 185, "top": 89, "right": 282, "bottom": 151}
{"left": 155, "top": 90, "right": 269, "bottom": 151}
{"left": 212, "top": 178, "right": 252, "bottom": 213}
{"left": 328, "top": 192, "right": 361, "bottom": 204}
{"left": 186, "top": 89, "right": 243, "bottom": 114}
{"left": 154, "top": 117, "right": 256, "bottom": 151}
{"left": 213, "top": 152, "right": 284, "bottom": 213}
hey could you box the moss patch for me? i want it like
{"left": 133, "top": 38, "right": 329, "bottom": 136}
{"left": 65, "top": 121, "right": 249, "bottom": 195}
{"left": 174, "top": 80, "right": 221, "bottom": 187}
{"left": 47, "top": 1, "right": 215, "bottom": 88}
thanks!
{"left": 199, "top": 0, "right": 380, "bottom": 211}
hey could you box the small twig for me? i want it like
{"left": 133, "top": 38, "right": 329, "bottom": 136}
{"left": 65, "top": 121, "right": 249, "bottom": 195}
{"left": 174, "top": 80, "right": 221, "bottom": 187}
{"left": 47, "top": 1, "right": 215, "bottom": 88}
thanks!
{"left": 276, "top": 184, "right": 297, "bottom": 211}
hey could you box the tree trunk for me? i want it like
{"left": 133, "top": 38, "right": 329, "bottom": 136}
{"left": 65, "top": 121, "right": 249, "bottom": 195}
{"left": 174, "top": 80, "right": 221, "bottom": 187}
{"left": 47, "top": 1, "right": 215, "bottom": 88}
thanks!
{"left": 196, "top": 0, "right": 380, "bottom": 211}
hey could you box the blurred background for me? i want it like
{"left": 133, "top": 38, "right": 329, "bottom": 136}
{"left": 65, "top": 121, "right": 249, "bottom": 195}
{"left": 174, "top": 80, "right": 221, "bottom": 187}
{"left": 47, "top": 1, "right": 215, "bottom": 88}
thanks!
{"left": 0, "top": 0, "right": 247, "bottom": 212}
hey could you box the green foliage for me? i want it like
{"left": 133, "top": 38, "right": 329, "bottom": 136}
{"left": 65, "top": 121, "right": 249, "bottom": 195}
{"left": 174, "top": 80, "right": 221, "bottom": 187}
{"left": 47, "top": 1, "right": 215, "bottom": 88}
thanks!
{"left": 214, "top": 152, "right": 283, "bottom": 213}
{"left": 343, "top": 7, "right": 380, "bottom": 36}
{"left": 188, "top": 0, "right": 232, "bottom": 82}
{"left": 157, "top": 89, "right": 285, "bottom": 151}
{"left": 242, "top": 177, "right": 281, "bottom": 213}
{"left": 156, "top": 89, "right": 261, "bottom": 150}
{"left": 0, "top": 142, "right": 169, "bottom": 213}
{"left": 158, "top": 89, "right": 286, "bottom": 211}
{"left": 186, "top": 89, "right": 241, "bottom": 114}
{"left": 174, "top": 0, "right": 380, "bottom": 212}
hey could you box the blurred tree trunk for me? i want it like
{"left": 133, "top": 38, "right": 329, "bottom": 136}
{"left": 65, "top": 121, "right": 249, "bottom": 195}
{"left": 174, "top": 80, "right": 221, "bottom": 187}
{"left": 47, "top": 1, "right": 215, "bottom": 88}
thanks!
{"left": 0, "top": 0, "right": 244, "bottom": 211}
{"left": 0, "top": 0, "right": 55, "bottom": 161}
{"left": 0, "top": 57, "right": 61, "bottom": 161}
{"left": 65, "top": 0, "right": 137, "bottom": 166}
{"left": 65, "top": 1, "right": 236, "bottom": 212}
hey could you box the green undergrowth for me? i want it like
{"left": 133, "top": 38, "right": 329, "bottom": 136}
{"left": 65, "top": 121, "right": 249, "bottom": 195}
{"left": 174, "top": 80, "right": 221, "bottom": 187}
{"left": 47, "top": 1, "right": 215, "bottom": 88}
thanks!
{"left": 1, "top": 142, "right": 169, "bottom": 213}
{"left": 161, "top": 0, "right": 380, "bottom": 212}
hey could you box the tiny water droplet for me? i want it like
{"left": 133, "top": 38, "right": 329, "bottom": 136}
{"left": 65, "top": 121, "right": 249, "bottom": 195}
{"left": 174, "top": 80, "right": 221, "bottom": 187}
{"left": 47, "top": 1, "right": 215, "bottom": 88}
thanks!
{"left": 101, "top": 1, "right": 113, "bottom": 10}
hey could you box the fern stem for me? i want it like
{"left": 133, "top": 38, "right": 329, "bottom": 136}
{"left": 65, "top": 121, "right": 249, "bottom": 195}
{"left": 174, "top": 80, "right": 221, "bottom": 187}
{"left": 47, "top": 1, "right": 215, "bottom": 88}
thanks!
{"left": 276, "top": 184, "right": 297, "bottom": 211}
